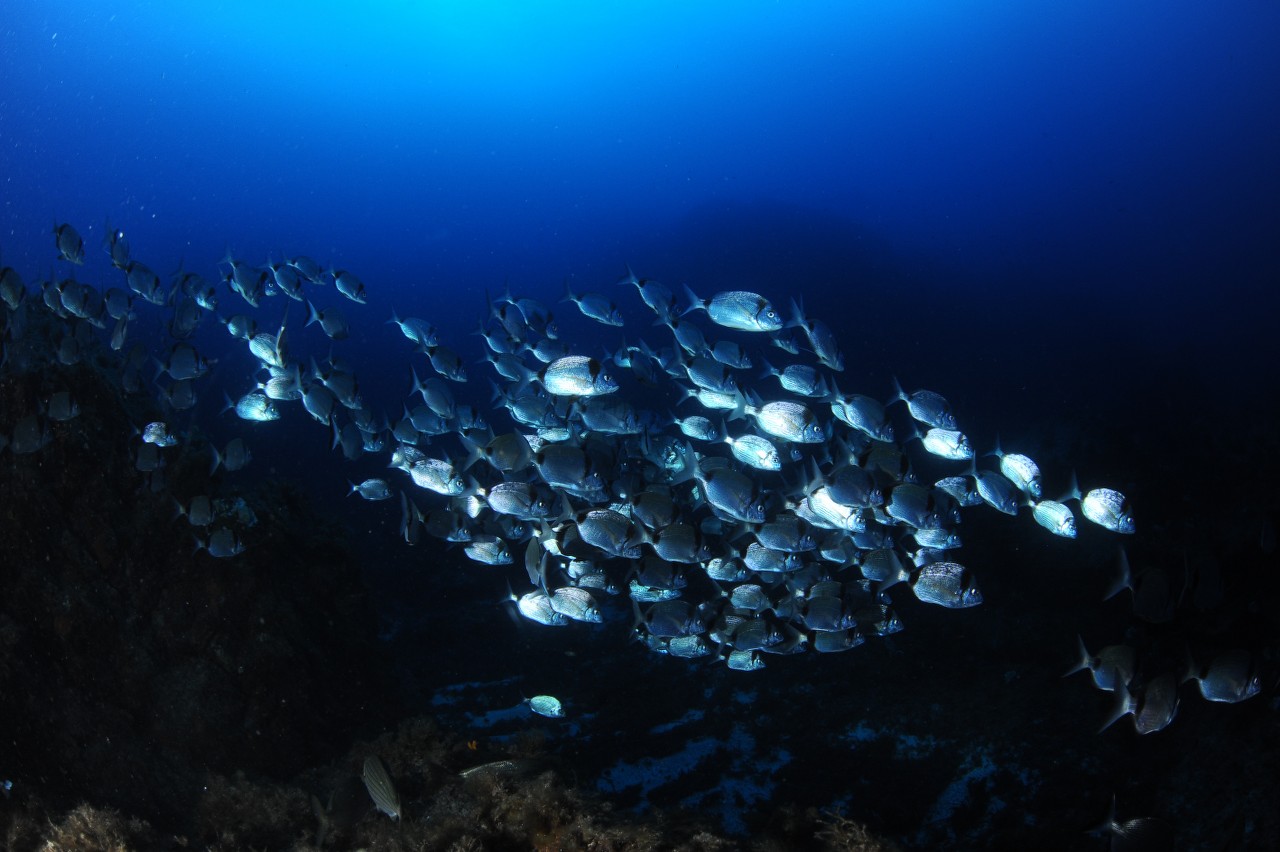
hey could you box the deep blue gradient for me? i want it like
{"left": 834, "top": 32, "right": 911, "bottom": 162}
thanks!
{"left": 4, "top": 0, "right": 1277, "bottom": 430}
{"left": 4, "top": 1, "right": 1280, "bottom": 843}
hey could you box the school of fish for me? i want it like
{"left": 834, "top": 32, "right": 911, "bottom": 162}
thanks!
{"left": 1, "top": 219, "right": 1258, "bottom": 733}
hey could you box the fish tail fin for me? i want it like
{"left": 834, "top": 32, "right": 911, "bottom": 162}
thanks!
{"left": 889, "top": 375, "right": 907, "bottom": 405}
{"left": 679, "top": 282, "right": 705, "bottom": 316}
{"left": 617, "top": 263, "right": 639, "bottom": 288}
{"left": 305, "top": 300, "right": 321, "bottom": 327}
{"left": 1063, "top": 634, "right": 1092, "bottom": 678}
{"left": 1179, "top": 643, "right": 1200, "bottom": 686}
{"left": 1086, "top": 795, "right": 1120, "bottom": 838}
{"left": 786, "top": 297, "right": 806, "bottom": 329}
{"left": 458, "top": 432, "right": 484, "bottom": 472}
{"left": 1097, "top": 682, "right": 1133, "bottom": 733}
{"left": 1102, "top": 547, "right": 1133, "bottom": 602}
{"left": 560, "top": 277, "right": 576, "bottom": 304}
{"left": 408, "top": 365, "right": 425, "bottom": 401}
{"left": 1060, "top": 470, "right": 1081, "bottom": 503}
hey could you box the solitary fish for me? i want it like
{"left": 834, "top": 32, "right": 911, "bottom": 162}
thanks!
{"left": 361, "top": 755, "right": 401, "bottom": 821}
{"left": 526, "top": 694, "right": 565, "bottom": 718}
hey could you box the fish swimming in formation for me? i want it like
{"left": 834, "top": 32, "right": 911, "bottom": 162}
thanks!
{"left": 3, "top": 218, "right": 1176, "bottom": 753}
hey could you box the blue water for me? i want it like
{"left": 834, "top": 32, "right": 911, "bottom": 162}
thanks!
{"left": 4, "top": 1, "right": 1279, "bottom": 846}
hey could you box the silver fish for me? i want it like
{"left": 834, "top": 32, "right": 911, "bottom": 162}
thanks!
{"left": 332, "top": 268, "right": 367, "bottom": 303}
{"left": 464, "top": 535, "right": 512, "bottom": 565}
{"left": 573, "top": 509, "right": 642, "bottom": 559}
{"left": 1080, "top": 487, "right": 1135, "bottom": 534}
{"left": 1101, "top": 673, "right": 1178, "bottom": 735}
{"left": 784, "top": 300, "right": 841, "bottom": 368}
{"left": 424, "top": 344, "right": 468, "bottom": 382}
{"left": 683, "top": 286, "right": 783, "bottom": 332}
{"left": 1064, "top": 636, "right": 1135, "bottom": 693}
{"left": 1, "top": 266, "right": 27, "bottom": 309}
{"left": 102, "top": 218, "right": 130, "bottom": 269}
{"left": 617, "top": 264, "right": 678, "bottom": 322}
{"left": 912, "top": 562, "right": 982, "bottom": 608}
{"left": 726, "top": 649, "right": 766, "bottom": 671}
{"left": 918, "top": 427, "right": 973, "bottom": 461}
{"left": 974, "top": 469, "right": 1019, "bottom": 515}
{"left": 550, "top": 586, "right": 602, "bottom": 622}
{"left": 830, "top": 393, "right": 894, "bottom": 442}
{"left": 696, "top": 466, "right": 767, "bottom": 523}
{"left": 54, "top": 222, "right": 84, "bottom": 264}
{"left": 1184, "top": 649, "right": 1261, "bottom": 703}
{"left": 760, "top": 359, "right": 827, "bottom": 398}
{"left": 562, "top": 280, "right": 623, "bottom": 326}
{"left": 527, "top": 694, "right": 565, "bottom": 718}
{"left": 142, "top": 421, "right": 180, "bottom": 447}
{"left": 177, "top": 495, "right": 215, "bottom": 527}
{"left": 513, "top": 590, "right": 569, "bottom": 626}
{"left": 748, "top": 400, "right": 825, "bottom": 444}
{"left": 389, "top": 311, "right": 439, "bottom": 348}
{"left": 403, "top": 457, "right": 469, "bottom": 495}
{"left": 991, "top": 442, "right": 1041, "bottom": 499}
{"left": 635, "top": 600, "right": 701, "bottom": 637}
{"left": 199, "top": 527, "right": 245, "bottom": 558}
{"left": 540, "top": 356, "right": 619, "bottom": 397}
{"left": 212, "top": 438, "right": 251, "bottom": 473}
{"left": 935, "top": 475, "right": 981, "bottom": 507}
{"left": 231, "top": 391, "right": 280, "bottom": 422}
{"left": 361, "top": 755, "right": 401, "bottom": 821}
{"left": 1032, "top": 500, "right": 1077, "bottom": 538}
{"left": 485, "top": 482, "right": 558, "bottom": 520}
{"left": 124, "top": 260, "right": 164, "bottom": 305}
{"left": 650, "top": 522, "right": 712, "bottom": 563}
{"left": 288, "top": 255, "right": 324, "bottom": 283}
{"left": 161, "top": 343, "right": 210, "bottom": 381}
{"left": 305, "top": 300, "right": 349, "bottom": 340}
{"left": 726, "top": 433, "right": 781, "bottom": 470}
{"left": 890, "top": 377, "right": 957, "bottom": 429}
{"left": 349, "top": 478, "right": 393, "bottom": 501}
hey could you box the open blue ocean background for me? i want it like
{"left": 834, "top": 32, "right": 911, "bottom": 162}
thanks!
{"left": 3, "top": 1, "right": 1279, "bottom": 848}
